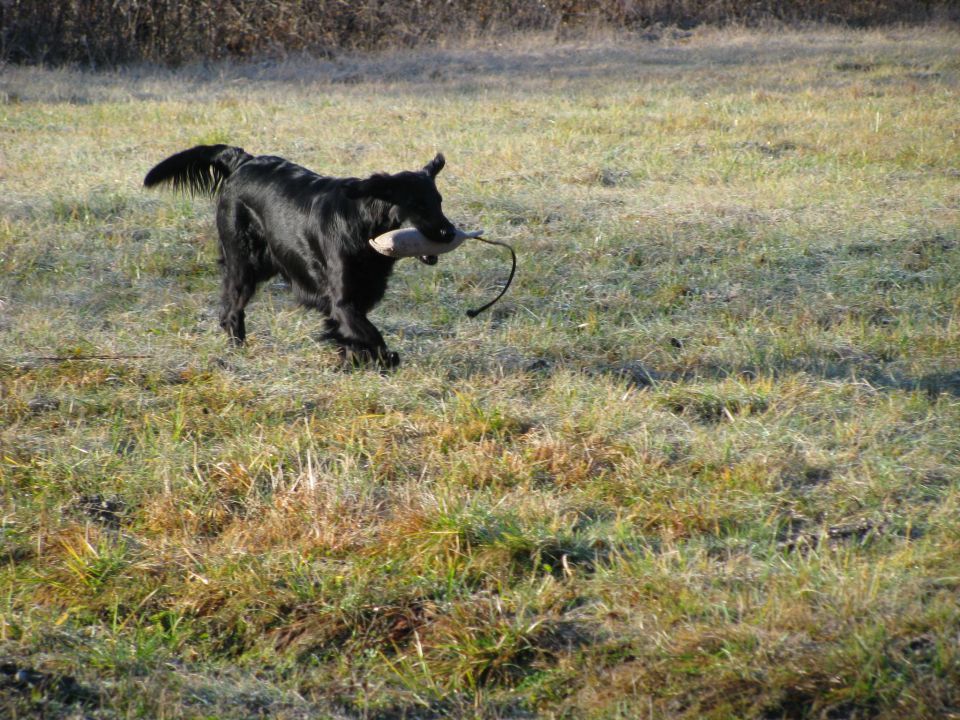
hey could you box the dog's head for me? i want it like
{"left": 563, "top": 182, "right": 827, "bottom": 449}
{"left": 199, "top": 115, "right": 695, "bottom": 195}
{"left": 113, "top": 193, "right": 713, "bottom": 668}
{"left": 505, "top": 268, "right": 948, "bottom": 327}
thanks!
{"left": 347, "top": 154, "right": 456, "bottom": 244}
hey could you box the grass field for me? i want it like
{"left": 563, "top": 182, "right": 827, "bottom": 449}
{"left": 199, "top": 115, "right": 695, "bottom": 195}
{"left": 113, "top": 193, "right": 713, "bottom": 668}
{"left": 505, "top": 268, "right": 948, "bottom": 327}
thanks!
{"left": 1, "top": 25, "right": 959, "bottom": 719}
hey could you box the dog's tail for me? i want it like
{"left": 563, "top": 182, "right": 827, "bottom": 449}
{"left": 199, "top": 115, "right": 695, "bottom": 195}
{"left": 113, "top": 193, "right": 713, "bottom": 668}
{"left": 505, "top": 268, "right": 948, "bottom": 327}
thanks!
{"left": 144, "top": 144, "right": 251, "bottom": 196}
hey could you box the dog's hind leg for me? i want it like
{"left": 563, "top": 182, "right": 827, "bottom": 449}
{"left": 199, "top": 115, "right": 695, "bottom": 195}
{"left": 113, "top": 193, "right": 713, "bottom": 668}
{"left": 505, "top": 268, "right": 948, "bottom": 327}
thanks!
{"left": 219, "top": 271, "right": 256, "bottom": 345}
{"left": 216, "top": 200, "right": 270, "bottom": 346}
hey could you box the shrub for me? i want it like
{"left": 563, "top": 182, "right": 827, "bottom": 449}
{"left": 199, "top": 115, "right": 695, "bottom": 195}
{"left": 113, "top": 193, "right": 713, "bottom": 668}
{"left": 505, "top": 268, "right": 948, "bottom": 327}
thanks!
{"left": 1, "top": 0, "right": 954, "bottom": 67}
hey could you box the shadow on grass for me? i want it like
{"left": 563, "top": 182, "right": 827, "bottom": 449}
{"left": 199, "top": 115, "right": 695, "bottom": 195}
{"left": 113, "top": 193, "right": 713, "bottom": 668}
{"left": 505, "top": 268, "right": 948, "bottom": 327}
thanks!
{"left": 490, "top": 352, "right": 960, "bottom": 400}
{"left": 0, "top": 663, "right": 99, "bottom": 715}
{"left": 916, "top": 370, "right": 960, "bottom": 398}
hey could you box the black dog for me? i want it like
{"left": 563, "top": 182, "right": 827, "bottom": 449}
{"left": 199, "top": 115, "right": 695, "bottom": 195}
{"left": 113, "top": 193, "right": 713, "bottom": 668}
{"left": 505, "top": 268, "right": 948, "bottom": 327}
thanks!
{"left": 144, "top": 145, "right": 457, "bottom": 367}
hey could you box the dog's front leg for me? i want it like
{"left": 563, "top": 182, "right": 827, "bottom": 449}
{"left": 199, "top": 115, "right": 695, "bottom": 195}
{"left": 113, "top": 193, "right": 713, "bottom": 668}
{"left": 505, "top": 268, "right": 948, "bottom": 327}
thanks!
{"left": 330, "top": 304, "right": 399, "bottom": 368}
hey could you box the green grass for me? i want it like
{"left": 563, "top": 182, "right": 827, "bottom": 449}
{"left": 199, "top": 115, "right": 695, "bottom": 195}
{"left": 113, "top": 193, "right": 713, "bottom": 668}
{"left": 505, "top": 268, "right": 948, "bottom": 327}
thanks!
{"left": 1, "top": 25, "right": 959, "bottom": 719}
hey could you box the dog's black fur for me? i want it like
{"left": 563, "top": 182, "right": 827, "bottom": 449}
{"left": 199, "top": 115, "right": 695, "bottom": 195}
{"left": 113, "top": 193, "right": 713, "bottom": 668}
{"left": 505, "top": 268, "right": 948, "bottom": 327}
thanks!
{"left": 144, "top": 144, "right": 456, "bottom": 367}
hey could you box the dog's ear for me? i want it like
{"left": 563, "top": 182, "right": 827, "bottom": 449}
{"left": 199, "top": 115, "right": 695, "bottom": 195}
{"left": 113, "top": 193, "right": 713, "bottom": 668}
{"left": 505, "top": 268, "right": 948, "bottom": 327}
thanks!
{"left": 423, "top": 153, "right": 445, "bottom": 178}
{"left": 345, "top": 174, "right": 394, "bottom": 201}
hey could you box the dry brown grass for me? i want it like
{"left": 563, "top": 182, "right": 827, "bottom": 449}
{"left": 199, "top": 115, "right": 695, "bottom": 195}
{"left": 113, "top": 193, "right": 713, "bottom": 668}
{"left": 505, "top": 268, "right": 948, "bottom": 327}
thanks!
{"left": 1, "top": 0, "right": 955, "bottom": 66}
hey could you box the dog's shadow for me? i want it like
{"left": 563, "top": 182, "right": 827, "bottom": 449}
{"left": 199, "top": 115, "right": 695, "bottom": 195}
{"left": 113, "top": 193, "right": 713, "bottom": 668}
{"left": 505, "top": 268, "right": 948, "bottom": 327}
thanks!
{"left": 916, "top": 370, "right": 960, "bottom": 398}
{"left": 441, "top": 346, "right": 960, "bottom": 402}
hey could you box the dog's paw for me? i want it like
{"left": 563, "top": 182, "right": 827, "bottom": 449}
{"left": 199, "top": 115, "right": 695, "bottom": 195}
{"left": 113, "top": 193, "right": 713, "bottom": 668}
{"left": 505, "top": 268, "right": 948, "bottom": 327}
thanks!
{"left": 373, "top": 349, "right": 401, "bottom": 373}
{"left": 382, "top": 351, "right": 400, "bottom": 369}
{"left": 338, "top": 346, "right": 399, "bottom": 372}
